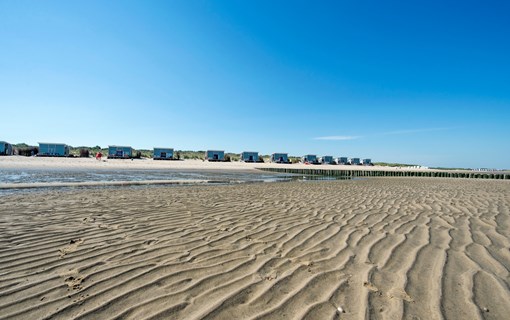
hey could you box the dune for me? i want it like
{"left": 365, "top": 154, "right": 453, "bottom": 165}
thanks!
{"left": 0, "top": 178, "right": 509, "bottom": 319}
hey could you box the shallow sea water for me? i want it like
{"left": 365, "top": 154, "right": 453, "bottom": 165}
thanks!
{"left": 0, "top": 168, "right": 349, "bottom": 195}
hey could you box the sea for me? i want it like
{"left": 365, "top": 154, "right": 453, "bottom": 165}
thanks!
{"left": 0, "top": 167, "right": 344, "bottom": 196}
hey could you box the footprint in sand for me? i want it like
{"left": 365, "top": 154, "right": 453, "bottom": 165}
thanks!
{"left": 59, "top": 239, "right": 84, "bottom": 258}
{"left": 144, "top": 239, "right": 157, "bottom": 245}
{"left": 64, "top": 275, "right": 84, "bottom": 290}
{"left": 261, "top": 272, "right": 278, "bottom": 281}
{"left": 363, "top": 281, "right": 379, "bottom": 292}
{"left": 82, "top": 217, "right": 96, "bottom": 223}
{"left": 61, "top": 269, "right": 85, "bottom": 291}
{"left": 387, "top": 288, "right": 414, "bottom": 302}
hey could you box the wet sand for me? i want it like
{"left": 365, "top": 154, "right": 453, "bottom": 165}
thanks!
{"left": 1, "top": 178, "right": 509, "bottom": 319}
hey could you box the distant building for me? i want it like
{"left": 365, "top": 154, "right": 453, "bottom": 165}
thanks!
{"left": 38, "top": 142, "right": 70, "bottom": 157}
{"left": 348, "top": 157, "right": 361, "bottom": 165}
{"left": 0, "top": 141, "right": 13, "bottom": 155}
{"left": 153, "top": 148, "right": 174, "bottom": 160}
{"left": 240, "top": 151, "right": 259, "bottom": 162}
{"left": 205, "top": 150, "right": 225, "bottom": 161}
{"left": 319, "top": 156, "right": 334, "bottom": 164}
{"left": 108, "top": 145, "right": 133, "bottom": 159}
{"left": 336, "top": 157, "right": 348, "bottom": 165}
{"left": 362, "top": 158, "right": 372, "bottom": 166}
{"left": 301, "top": 154, "right": 318, "bottom": 164}
{"left": 271, "top": 153, "right": 289, "bottom": 163}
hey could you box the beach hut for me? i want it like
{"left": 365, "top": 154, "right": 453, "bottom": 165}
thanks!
{"left": 38, "top": 142, "right": 70, "bottom": 157}
{"left": 205, "top": 150, "right": 225, "bottom": 161}
{"left": 336, "top": 157, "right": 348, "bottom": 165}
{"left": 362, "top": 158, "right": 372, "bottom": 166}
{"left": 108, "top": 145, "right": 133, "bottom": 159}
{"left": 348, "top": 157, "right": 361, "bottom": 165}
{"left": 271, "top": 153, "right": 289, "bottom": 163}
{"left": 153, "top": 148, "right": 174, "bottom": 160}
{"left": 301, "top": 154, "right": 318, "bottom": 164}
{"left": 0, "top": 141, "right": 13, "bottom": 155}
{"left": 319, "top": 156, "right": 334, "bottom": 164}
{"left": 240, "top": 151, "right": 259, "bottom": 162}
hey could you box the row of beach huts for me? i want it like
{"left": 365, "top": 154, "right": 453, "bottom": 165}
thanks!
{"left": 0, "top": 141, "right": 372, "bottom": 165}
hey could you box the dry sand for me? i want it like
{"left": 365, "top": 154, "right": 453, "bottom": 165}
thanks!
{"left": 0, "top": 156, "right": 443, "bottom": 172}
{"left": 1, "top": 178, "right": 510, "bottom": 319}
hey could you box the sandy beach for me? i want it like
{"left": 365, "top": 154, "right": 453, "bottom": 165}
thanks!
{"left": 1, "top": 178, "right": 509, "bottom": 319}
{"left": 0, "top": 155, "right": 444, "bottom": 172}
{"left": 3, "top": 1, "right": 508, "bottom": 319}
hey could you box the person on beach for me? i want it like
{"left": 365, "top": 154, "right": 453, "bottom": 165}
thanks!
{"left": 96, "top": 151, "right": 102, "bottom": 161}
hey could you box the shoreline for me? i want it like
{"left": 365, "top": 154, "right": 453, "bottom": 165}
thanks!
{"left": 0, "top": 179, "right": 215, "bottom": 190}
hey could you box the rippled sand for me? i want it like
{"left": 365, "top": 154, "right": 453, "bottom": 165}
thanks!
{"left": 1, "top": 178, "right": 509, "bottom": 319}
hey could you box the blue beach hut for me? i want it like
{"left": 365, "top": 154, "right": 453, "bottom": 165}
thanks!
{"left": 153, "top": 148, "right": 174, "bottom": 160}
{"left": 349, "top": 157, "right": 361, "bottom": 165}
{"left": 271, "top": 153, "right": 289, "bottom": 163}
{"left": 108, "top": 145, "right": 133, "bottom": 159}
{"left": 362, "top": 158, "right": 372, "bottom": 166}
{"left": 301, "top": 154, "right": 318, "bottom": 164}
{"left": 319, "top": 156, "right": 334, "bottom": 164}
{"left": 205, "top": 150, "right": 225, "bottom": 161}
{"left": 0, "top": 141, "right": 13, "bottom": 155}
{"left": 240, "top": 151, "right": 259, "bottom": 162}
{"left": 38, "top": 142, "right": 70, "bottom": 157}
{"left": 336, "top": 157, "right": 348, "bottom": 165}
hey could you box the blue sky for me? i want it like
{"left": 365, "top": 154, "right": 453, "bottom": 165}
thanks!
{"left": 1, "top": 0, "right": 509, "bottom": 168}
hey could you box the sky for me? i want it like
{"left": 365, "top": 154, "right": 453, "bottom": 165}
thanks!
{"left": 1, "top": 0, "right": 509, "bottom": 168}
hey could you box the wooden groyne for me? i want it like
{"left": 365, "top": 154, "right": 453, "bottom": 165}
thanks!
{"left": 257, "top": 167, "right": 510, "bottom": 180}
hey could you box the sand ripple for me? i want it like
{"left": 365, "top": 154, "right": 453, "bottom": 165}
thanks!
{"left": 1, "top": 179, "right": 509, "bottom": 319}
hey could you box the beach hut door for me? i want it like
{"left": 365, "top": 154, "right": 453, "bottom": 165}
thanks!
{"left": 116, "top": 150, "right": 123, "bottom": 157}
{"left": 161, "top": 152, "right": 166, "bottom": 158}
